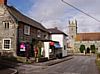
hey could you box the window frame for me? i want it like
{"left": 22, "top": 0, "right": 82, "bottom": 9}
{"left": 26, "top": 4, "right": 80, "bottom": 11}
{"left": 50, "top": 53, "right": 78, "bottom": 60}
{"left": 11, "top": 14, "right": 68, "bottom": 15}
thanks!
{"left": 2, "top": 38, "right": 11, "bottom": 50}
{"left": 64, "top": 45, "right": 66, "bottom": 50}
{"left": 3, "top": 21, "right": 10, "bottom": 29}
{"left": 37, "top": 30, "right": 41, "bottom": 37}
{"left": 24, "top": 25, "right": 30, "bottom": 35}
{"left": 44, "top": 34, "right": 48, "bottom": 39}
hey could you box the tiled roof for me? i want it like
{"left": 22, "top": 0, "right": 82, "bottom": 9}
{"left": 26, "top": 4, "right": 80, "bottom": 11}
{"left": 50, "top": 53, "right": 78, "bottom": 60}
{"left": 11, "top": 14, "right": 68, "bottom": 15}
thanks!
{"left": 76, "top": 32, "right": 100, "bottom": 41}
{"left": 47, "top": 28, "right": 68, "bottom": 36}
{"left": 6, "top": 6, "right": 48, "bottom": 32}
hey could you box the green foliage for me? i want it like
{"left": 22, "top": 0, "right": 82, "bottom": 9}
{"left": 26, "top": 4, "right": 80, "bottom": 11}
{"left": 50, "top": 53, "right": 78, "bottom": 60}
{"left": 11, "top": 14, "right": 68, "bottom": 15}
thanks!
{"left": 38, "top": 47, "right": 41, "bottom": 58}
{"left": 97, "top": 53, "right": 100, "bottom": 59}
{"left": 90, "top": 45, "right": 95, "bottom": 53}
{"left": 95, "top": 58, "right": 100, "bottom": 72}
{"left": 24, "top": 61, "right": 32, "bottom": 64}
{"left": 80, "top": 45, "right": 85, "bottom": 53}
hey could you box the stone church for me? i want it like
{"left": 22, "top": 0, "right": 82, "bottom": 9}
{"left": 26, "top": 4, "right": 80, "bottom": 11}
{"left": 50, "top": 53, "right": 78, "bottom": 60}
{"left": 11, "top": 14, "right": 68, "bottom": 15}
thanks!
{"left": 68, "top": 20, "right": 100, "bottom": 53}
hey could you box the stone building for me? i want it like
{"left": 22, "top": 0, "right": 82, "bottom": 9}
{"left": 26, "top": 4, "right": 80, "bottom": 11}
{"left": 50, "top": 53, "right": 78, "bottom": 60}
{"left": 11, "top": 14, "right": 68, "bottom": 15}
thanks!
{"left": 68, "top": 20, "right": 100, "bottom": 53}
{"left": 0, "top": 0, "right": 49, "bottom": 56}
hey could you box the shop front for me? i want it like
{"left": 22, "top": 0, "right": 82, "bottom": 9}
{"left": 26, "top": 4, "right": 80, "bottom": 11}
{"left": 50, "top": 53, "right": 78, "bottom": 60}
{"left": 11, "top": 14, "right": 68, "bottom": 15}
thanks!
{"left": 17, "top": 42, "right": 31, "bottom": 57}
{"left": 43, "top": 41, "right": 62, "bottom": 59}
{"left": 49, "top": 41, "right": 62, "bottom": 58}
{"left": 17, "top": 39, "right": 44, "bottom": 59}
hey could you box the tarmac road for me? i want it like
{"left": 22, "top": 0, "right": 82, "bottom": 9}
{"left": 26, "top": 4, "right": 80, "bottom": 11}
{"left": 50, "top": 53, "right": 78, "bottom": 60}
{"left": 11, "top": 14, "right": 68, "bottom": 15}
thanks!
{"left": 0, "top": 68, "right": 16, "bottom": 74}
{"left": 17, "top": 55, "right": 99, "bottom": 74}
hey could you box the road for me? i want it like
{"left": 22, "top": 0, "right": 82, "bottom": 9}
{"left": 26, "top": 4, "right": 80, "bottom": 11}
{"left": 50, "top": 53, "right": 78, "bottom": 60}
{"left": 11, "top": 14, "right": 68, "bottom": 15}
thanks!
{"left": 17, "top": 55, "right": 99, "bottom": 74}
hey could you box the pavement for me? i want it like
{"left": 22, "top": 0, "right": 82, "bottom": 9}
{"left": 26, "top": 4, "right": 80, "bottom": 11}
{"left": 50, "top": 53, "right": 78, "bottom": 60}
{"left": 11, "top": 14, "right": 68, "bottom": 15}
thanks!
{"left": 17, "top": 56, "right": 73, "bottom": 74}
{"left": 33, "top": 56, "right": 73, "bottom": 66}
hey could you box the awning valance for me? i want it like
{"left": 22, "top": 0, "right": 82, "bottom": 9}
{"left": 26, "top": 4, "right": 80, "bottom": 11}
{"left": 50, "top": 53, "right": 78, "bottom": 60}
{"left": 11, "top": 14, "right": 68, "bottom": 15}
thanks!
{"left": 54, "top": 43, "right": 62, "bottom": 49}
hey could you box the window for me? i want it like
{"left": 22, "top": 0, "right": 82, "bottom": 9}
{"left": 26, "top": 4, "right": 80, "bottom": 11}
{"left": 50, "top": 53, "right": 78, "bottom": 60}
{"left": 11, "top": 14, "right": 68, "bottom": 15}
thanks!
{"left": 64, "top": 35, "right": 67, "bottom": 39}
{"left": 71, "top": 28, "right": 73, "bottom": 31}
{"left": 3, "top": 21, "right": 9, "bottom": 29}
{"left": 71, "top": 35, "right": 73, "bottom": 38}
{"left": 24, "top": 25, "right": 30, "bottom": 35}
{"left": 44, "top": 34, "right": 48, "bottom": 39}
{"left": 37, "top": 30, "right": 41, "bottom": 37}
{"left": 64, "top": 45, "right": 66, "bottom": 50}
{"left": 3, "top": 39, "right": 11, "bottom": 50}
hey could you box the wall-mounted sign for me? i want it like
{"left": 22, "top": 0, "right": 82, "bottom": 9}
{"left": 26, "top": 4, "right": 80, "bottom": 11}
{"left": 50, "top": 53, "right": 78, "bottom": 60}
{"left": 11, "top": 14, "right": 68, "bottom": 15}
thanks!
{"left": 20, "top": 42, "right": 25, "bottom": 51}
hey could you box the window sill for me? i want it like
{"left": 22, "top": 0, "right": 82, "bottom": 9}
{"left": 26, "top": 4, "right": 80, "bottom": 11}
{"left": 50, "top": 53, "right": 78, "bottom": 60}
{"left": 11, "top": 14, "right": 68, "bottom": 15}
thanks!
{"left": 24, "top": 33, "right": 30, "bottom": 36}
{"left": 2, "top": 49, "right": 11, "bottom": 51}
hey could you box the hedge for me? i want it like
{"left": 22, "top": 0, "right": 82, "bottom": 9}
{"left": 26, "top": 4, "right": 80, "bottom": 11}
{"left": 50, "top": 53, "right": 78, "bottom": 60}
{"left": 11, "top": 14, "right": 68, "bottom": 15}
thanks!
{"left": 80, "top": 45, "right": 85, "bottom": 53}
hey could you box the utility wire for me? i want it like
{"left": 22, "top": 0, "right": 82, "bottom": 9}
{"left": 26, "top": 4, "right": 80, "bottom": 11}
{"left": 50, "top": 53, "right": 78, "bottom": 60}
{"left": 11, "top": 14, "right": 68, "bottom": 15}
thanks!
{"left": 61, "top": 0, "right": 100, "bottom": 22}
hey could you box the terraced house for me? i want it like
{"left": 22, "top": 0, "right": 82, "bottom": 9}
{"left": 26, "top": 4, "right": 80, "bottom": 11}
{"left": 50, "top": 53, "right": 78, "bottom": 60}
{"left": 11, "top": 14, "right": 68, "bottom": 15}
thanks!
{"left": 0, "top": 0, "right": 49, "bottom": 56}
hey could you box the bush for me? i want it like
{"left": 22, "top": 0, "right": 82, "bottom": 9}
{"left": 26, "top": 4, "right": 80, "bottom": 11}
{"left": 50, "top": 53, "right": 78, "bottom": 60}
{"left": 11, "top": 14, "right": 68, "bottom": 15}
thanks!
{"left": 90, "top": 45, "right": 95, "bottom": 53}
{"left": 95, "top": 59, "right": 100, "bottom": 73}
{"left": 97, "top": 53, "right": 100, "bottom": 59}
{"left": 80, "top": 45, "right": 85, "bottom": 53}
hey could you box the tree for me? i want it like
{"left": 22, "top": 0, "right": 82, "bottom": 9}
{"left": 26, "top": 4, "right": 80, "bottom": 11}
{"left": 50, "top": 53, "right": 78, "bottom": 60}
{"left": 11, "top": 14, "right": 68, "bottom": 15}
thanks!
{"left": 90, "top": 45, "right": 95, "bottom": 53}
{"left": 80, "top": 45, "right": 85, "bottom": 53}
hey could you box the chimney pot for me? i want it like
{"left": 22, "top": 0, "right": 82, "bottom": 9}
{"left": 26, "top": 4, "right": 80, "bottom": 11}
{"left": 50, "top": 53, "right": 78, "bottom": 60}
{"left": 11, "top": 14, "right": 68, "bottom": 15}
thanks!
{"left": 55, "top": 27, "right": 58, "bottom": 29}
{"left": 0, "top": 0, "right": 7, "bottom": 5}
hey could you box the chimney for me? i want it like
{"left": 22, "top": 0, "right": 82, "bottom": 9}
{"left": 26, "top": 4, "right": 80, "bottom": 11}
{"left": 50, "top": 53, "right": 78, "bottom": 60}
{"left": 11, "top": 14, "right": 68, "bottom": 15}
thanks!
{"left": 55, "top": 27, "right": 58, "bottom": 29}
{"left": 0, "top": 0, "right": 7, "bottom": 5}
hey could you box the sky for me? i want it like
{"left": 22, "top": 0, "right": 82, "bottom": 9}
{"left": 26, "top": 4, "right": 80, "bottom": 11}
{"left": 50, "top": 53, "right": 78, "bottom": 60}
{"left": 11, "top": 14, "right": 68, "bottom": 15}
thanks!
{"left": 8, "top": 0, "right": 100, "bottom": 33}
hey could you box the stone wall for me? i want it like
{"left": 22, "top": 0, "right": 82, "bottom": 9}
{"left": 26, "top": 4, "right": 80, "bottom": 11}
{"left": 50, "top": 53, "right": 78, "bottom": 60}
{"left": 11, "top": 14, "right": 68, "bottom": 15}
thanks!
{"left": 74, "top": 41, "right": 100, "bottom": 53}
{"left": 0, "top": 5, "right": 17, "bottom": 56}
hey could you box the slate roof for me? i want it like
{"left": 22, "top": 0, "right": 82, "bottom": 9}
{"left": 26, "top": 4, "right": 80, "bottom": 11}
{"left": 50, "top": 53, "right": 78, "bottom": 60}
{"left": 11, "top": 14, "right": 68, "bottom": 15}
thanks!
{"left": 47, "top": 28, "right": 67, "bottom": 36}
{"left": 6, "top": 6, "right": 48, "bottom": 32}
{"left": 76, "top": 32, "right": 100, "bottom": 41}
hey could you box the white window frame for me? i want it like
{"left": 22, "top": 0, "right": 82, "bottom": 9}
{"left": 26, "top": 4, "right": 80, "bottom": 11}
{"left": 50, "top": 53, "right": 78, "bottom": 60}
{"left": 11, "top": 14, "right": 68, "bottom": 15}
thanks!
{"left": 37, "top": 30, "right": 41, "bottom": 37}
{"left": 24, "top": 25, "right": 30, "bottom": 35}
{"left": 44, "top": 34, "right": 48, "bottom": 39}
{"left": 2, "top": 38, "right": 11, "bottom": 50}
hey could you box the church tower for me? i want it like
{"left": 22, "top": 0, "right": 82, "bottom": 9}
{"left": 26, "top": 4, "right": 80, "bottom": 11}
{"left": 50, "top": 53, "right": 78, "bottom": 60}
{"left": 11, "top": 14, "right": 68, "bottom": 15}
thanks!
{"left": 68, "top": 20, "right": 77, "bottom": 40}
{"left": 68, "top": 20, "right": 77, "bottom": 53}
